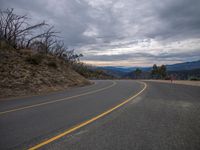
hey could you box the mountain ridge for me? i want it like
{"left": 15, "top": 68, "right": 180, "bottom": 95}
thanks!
{"left": 98, "top": 60, "right": 200, "bottom": 72}
{"left": 97, "top": 60, "right": 200, "bottom": 78}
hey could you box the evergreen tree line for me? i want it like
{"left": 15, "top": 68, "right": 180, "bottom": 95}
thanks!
{"left": 133, "top": 64, "right": 167, "bottom": 79}
{"left": 151, "top": 64, "right": 167, "bottom": 79}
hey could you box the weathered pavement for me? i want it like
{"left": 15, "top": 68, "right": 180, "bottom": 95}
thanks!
{"left": 46, "top": 81, "right": 200, "bottom": 150}
{"left": 0, "top": 80, "right": 199, "bottom": 150}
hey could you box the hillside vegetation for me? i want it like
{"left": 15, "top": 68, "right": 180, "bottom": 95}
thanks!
{"left": 72, "top": 63, "right": 114, "bottom": 79}
{"left": 0, "top": 48, "right": 90, "bottom": 98}
{"left": 0, "top": 9, "right": 92, "bottom": 98}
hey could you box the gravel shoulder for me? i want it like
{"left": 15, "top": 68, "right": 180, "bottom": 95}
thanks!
{"left": 143, "top": 80, "right": 200, "bottom": 87}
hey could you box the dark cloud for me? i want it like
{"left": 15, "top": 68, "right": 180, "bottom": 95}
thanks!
{"left": 148, "top": 0, "right": 200, "bottom": 41}
{"left": 1, "top": 0, "right": 200, "bottom": 66}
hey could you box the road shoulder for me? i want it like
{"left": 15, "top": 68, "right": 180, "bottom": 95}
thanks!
{"left": 143, "top": 80, "right": 200, "bottom": 87}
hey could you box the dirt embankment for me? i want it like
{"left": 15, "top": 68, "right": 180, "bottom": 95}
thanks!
{"left": 0, "top": 49, "right": 90, "bottom": 99}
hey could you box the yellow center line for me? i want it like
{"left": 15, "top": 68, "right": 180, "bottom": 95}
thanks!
{"left": 0, "top": 81, "right": 116, "bottom": 115}
{"left": 28, "top": 81, "right": 147, "bottom": 150}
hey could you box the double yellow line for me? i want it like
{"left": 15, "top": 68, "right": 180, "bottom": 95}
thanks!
{"left": 28, "top": 81, "right": 147, "bottom": 150}
{"left": 0, "top": 81, "right": 116, "bottom": 115}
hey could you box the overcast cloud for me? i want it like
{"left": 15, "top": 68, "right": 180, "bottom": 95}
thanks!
{"left": 1, "top": 0, "right": 200, "bottom": 66}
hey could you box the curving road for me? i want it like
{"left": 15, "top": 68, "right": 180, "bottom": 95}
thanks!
{"left": 0, "top": 80, "right": 199, "bottom": 150}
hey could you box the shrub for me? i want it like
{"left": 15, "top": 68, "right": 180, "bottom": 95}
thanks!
{"left": 47, "top": 61, "right": 57, "bottom": 68}
{"left": 26, "top": 54, "right": 44, "bottom": 65}
{"left": 0, "top": 40, "right": 14, "bottom": 50}
{"left": 189, "top": 77, "right": 200, "bottom": 81}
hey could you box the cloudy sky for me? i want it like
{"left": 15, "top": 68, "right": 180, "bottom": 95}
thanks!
{"left": 1, "top": 0, "right": 200, "bottom": 66}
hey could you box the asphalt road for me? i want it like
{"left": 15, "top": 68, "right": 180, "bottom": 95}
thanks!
{"left": 0, "top": 80, "right": 200, "bottom": 150}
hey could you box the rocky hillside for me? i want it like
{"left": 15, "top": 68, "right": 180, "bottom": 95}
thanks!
{"left": 0, "top": 48, "right": 90, "bottom": 99}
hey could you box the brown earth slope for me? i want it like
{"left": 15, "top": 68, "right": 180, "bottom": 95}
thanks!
{"left": 0, "top": 49, "right": 90, "bottom": 99}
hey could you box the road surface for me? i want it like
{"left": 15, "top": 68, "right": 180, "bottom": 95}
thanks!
{"left": 0, "top": 80, "right": 199, "bottom": 150}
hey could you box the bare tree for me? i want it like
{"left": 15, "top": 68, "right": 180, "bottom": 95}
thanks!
{"left": 0, "top": 8, "right": 46, "bottom": 49}
{"left": 64, "top": 49, "right": 83, "bottom": 64}
{"left": 52, "top": 40, "right": 66, "bottom": 57}
{"left": 0, "top": 8, "right": 83, "bottom": 66}
{"left": 40, "top": 26, "right": 58, "bottom": 54}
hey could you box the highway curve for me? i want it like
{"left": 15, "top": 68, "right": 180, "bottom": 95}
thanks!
{"left": 0, "top": 80, "right": 199, "bottom": 150}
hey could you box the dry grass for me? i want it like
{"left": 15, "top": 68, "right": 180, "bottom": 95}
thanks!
{"left": 0, "top": 49, "right": 90, "bottom": 99}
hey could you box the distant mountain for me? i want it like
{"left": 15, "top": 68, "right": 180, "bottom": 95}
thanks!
{"left": 97, "top": 66, "right": 136, "bottom": 73}
{"left": 168, "top": 68, "right": 200, "bottom": 80}
{"left": 96, "top": 67, "right": 128, "bottom": 78}
{"left": 97, "top": 60, "right": 200, "bottom": 78}
{"left": 99, "top": 60, "right": 200, "bottom": 72}
{"left": 124, "top": 71, "right": 151, "bottom": 79}
{"left": 97, "top": 66, "right": 151, "bottom": 78}
{"left": 166, "top": 60, "right": 200, "bottom": 71}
